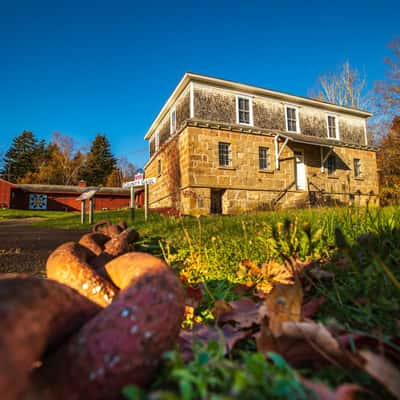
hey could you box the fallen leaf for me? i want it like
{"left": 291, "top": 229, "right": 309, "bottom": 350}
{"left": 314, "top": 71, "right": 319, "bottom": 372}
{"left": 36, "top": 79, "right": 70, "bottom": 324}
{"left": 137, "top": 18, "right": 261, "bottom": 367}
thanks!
{"left": 212, "top": 299, "right": 233, "bottom": 321}
{"left": 301, "top": 379, "right": 361, "bottom": 400}
{"left": 256, "top": 320, "right": 350, "bottom": 367}
{"left": 217, "top": 297, "right": 261, "bottom": 329}
{"left": 179, "top": 323, "right": 252, "bottom": 362}
{"left": 302, "top": 296, "right": 327, "bottom": 318}
{"left": 360, "top": 350, "right": 400, "bottom": 399}
{"left": 262, "top": 278, "right": 303, "bottom": 336}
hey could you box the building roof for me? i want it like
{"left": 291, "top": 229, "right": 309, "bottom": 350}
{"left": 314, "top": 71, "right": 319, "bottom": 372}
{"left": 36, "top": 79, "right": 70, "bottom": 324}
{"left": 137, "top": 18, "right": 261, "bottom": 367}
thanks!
{"left": 14, "top": 184, "right": 130, "bottom": 196}
{"left": 144, "top": 72, "right": 373, "bottom": 140}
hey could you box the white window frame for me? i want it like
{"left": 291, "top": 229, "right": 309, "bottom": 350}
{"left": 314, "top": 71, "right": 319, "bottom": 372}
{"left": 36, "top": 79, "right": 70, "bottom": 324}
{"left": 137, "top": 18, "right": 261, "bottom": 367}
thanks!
{"left": 170, "top": 106, "right": 177, "bottom": 135}
{"left": 326, "top": 113, "right": 340, "bottom": 140}
{"left": 236, "top": 95, "right": 253, "bottom": 126}
{"left": 284, "top": 104, "right": 300, "bottom": 133}
{"left": 155, "top": 130, "right": 160, "bottom": 152}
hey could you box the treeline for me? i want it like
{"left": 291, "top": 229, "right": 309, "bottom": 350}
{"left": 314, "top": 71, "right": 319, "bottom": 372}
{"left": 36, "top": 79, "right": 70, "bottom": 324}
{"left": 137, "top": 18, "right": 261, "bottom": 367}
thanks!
{"left": 0, "top": 132, "right": 137, "bottom": 187}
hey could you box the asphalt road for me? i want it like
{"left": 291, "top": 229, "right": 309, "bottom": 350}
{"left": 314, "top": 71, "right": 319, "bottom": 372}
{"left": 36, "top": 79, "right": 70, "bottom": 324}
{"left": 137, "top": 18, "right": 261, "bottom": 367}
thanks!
{"left": 0, "top": 219, "right": 84, "bottom": 276}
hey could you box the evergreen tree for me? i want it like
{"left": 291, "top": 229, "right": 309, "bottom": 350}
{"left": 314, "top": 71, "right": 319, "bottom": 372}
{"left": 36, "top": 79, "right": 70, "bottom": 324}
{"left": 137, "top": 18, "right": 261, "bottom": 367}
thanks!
{"left": 79, "top": 134, "right": 116, "bottom": 186}
{"left": 1, "top": 131, "right": 46, "bottom": 182}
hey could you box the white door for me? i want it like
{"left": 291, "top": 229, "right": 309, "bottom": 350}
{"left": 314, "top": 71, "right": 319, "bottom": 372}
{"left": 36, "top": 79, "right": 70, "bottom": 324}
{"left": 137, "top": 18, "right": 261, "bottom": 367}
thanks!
{"left": 294, "top": 150, "right": 307, "bottom": 190}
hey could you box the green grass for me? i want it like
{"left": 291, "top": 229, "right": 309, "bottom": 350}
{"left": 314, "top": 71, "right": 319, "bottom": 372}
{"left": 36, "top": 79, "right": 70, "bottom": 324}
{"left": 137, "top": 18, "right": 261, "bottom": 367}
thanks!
{"left": 0, "top": 209, "right": 71, "bottom": 220}
{"left": 2, "top": 206, "right": 400, "bottom": 398}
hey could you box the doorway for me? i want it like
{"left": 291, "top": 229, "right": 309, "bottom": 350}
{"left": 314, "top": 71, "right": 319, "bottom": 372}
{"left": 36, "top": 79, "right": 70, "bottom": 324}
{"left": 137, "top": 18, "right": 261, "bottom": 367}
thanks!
{"left": 210, "top": 189, "right": 224, "bottom": 214}
{"left": 294, "top": 150, "right": 306, "bottom": 190}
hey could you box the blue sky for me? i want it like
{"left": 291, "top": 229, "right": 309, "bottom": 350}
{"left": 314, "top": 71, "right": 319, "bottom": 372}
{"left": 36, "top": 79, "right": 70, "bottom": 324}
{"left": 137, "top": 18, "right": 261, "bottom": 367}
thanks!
{"left": 0, "top": 0, "right": 398, "bottom": 168}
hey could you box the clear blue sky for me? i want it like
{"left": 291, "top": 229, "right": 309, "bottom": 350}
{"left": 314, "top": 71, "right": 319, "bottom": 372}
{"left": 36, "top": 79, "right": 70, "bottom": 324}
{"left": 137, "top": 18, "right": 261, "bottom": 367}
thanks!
{"left": 0, "top": 0, "right": 398, "bottom": 168}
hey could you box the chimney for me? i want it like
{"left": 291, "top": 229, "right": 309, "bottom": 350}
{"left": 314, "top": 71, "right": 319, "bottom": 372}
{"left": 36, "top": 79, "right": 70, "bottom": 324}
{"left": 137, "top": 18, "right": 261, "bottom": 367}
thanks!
{"left": 78, "top": 180, "right": 87, "bottom": 187}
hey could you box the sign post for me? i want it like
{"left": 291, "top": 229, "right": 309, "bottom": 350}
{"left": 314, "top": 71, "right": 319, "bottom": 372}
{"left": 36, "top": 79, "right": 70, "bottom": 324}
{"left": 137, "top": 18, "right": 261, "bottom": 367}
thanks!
{"left": 123, "top": 171, "right": 144, "bottom": 223}
{"left": 142, "top": 177, "right": 157, "bottom": 222}
{"left": 76, "top": 189, "right": 99, "bottom": 225}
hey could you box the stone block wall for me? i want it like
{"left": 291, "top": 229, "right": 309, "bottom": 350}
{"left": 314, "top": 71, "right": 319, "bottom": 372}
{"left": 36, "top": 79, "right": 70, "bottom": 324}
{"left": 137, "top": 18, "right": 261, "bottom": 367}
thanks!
{"left": 145, "top": 126, "right": 378, "bottom": 215}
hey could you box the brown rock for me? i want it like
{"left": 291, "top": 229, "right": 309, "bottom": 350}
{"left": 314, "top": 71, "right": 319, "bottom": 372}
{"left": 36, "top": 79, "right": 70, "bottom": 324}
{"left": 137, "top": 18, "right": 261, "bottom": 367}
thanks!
{"left": 105, "top": 252, "right": 168, "bottom": 289}
{"left": 41, "top": 267, "right": 185, "bottom": 400}
{"left": 46, "top": 242, "right": 118, "bottom": 307}
{"left": 0, "top": 276, "right": 100, "bottom": 400}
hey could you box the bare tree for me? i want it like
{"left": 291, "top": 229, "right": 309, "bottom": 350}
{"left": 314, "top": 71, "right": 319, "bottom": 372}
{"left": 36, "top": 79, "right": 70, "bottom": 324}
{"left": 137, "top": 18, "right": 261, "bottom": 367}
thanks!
{"left": 374, "top": 39, "right": 400, "bottom": 129}
{"left": 311, "top": 61, "right": 371, "bottom": 109}
{"left": 117, "top": 157, "right": 137, "bottom": 182}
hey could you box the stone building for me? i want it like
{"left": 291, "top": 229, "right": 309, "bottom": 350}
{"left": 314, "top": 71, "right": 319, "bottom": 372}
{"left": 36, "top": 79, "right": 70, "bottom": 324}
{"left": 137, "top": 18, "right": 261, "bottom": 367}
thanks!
{"left": 144, "top": 73, "right": 379, "bottom": 215}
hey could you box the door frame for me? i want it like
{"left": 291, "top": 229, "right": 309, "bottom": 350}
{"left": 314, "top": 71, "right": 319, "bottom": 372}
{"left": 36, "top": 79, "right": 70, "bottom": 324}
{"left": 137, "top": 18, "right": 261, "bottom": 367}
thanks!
{"left": 293, "top": 148, "right": 307, "bottom": 191}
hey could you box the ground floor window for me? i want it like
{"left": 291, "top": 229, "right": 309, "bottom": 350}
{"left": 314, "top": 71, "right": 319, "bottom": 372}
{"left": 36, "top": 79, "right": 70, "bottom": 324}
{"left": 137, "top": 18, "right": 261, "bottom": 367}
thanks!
{"left": 354, "top": 158, "right": 361, "bottom": 178}
{"left": 259, "top": 147, "right": 269, "bottom": 170}
{"left": 218, "top": 142, "right": 231, "bottom": 167}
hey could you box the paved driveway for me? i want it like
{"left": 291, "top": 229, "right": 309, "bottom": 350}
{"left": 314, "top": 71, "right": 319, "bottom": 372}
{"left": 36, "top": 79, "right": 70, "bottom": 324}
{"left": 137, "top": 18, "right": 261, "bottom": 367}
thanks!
{"left": 0, "top": 219, "right": 84, "bottom": 276}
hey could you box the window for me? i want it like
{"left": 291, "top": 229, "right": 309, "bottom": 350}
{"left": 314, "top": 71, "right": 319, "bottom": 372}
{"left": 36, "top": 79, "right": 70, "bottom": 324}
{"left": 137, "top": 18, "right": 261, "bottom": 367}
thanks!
{"left": 285, "top": 106, "right": 299, "bottom": 132}
{"left": 170, "top": 107, "right": 176, "bottom": 134}
{"left": 259, "top": 147, "right": 269, "bottom": 170}
{"left": 157, "top": 159, "right": 162, "bottom": 177}
{"left": 218, "top": 142, "right": 231, "bottom": 167}
{"left": 354, "top": 158, "right": 361, "bottom": 178}
{"left": 327, "top": 115, "right": 339, "bottom": 139}
{"left": 236, "top": 96, "right": 253, "bottom": 125}
{"left": 326, "top": 154, "right": 336, "bottom": 176}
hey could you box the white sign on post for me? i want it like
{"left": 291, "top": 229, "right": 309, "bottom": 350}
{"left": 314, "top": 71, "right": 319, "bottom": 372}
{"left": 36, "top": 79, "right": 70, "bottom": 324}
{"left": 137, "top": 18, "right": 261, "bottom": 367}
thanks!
{"left": 123, "top": 180, "right": 143, "bottom": 188}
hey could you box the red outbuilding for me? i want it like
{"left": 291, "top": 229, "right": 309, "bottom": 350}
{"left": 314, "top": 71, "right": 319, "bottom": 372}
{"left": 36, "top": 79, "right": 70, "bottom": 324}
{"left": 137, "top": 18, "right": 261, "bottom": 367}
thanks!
{"left": 0, "top": 179, "right": 145, "bottom": 211}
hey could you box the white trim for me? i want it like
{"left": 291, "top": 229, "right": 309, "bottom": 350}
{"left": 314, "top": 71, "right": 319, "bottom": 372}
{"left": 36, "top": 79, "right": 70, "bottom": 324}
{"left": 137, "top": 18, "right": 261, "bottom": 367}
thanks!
{"left": 364, "top": 120, "right": 368, "bottom": 145}
{"left": 189, "top": 82, "right": 194, "bottom": 118}
{"left": 170, "top": 106, "right": 176, "bottom": 135}
{"left": 326, "top": 113, "right": 340, "bottom": 140}
{"left": 284, "top": 104, "right": 300, "bottom": 133}
{"left": 235, "top": 95, "right": 253, "bottom": 126}
{"left": 274, "top": 134, "right": 289, "bottom": 170}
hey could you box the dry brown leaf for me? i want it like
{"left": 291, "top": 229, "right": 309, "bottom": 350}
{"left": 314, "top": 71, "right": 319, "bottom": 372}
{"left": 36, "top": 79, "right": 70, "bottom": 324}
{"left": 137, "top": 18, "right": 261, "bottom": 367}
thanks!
{"left": 281, "top": 321, "right": 342, "bottom": 358}
{"left": 360, "top": 350, "right": 400, "bottom": 399}
{"left": 217, "top": 297, "right": 261, "bottom": 329}
{"left": 262, "top": 278, "right": 303, "bottom": 336}
{"left": 302, "top": 296, "right": 327, "bottom": 318}
{"left": 256, "top": 320, "right": 352, "bottom": 367}
{"left": 212, "top": 299, "right": 233, "bottom": 321}
{"left": 302, "top": 379, "right": 361, "bottom": 400}
{"left": 179, "top": 323, "right": 252, "bottom": 362}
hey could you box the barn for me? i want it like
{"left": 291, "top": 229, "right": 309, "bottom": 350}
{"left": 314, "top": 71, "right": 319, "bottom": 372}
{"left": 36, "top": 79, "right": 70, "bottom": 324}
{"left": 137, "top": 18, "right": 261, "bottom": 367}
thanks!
{"left": 0, "top": 179, "right": 144, "bottom": 211}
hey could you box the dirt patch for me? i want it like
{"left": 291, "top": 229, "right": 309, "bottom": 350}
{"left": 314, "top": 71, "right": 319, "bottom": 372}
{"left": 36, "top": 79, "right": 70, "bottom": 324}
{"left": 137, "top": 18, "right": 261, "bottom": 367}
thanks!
{"left": 0, "top": 219, "right": 85, "bottom": 276}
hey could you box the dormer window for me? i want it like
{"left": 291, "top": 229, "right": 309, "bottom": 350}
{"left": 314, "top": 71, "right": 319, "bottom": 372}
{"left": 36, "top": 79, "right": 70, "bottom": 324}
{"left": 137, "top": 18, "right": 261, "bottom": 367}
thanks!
{"left": 327, "top": 114, "right": 339, "bottom": 139}
{"left": 170, "top": 107, "right": 176, "bottom": 135}
{"left": 236, "top": 96, "right": 253, "bottom": 125}
{"left": 285, "top": 105, "right": 299, "bottom": 133}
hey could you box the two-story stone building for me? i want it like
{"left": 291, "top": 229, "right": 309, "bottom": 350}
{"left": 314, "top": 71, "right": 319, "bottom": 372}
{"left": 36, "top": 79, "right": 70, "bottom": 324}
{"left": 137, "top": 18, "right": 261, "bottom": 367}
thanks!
{"left": 144, "top": 73, "right": 378, "bottom": 215}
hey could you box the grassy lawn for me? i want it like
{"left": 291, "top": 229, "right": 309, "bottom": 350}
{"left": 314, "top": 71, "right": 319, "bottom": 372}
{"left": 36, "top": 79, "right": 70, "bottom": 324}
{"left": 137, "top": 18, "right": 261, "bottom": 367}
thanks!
{"left": 2, "top": 206, "right": 400, "bottom": 398}
{"left": 0, "top": 209, "right": 71, "bottom": 220}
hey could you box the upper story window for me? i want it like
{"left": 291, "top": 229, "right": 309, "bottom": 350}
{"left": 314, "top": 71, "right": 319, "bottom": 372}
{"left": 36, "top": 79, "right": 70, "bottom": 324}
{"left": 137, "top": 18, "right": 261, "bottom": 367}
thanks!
{"left": 327, "top": 114, "right": 339, "bottom": 139}
{"left": 236, "top": 96, "right": 253, "bottom": 125}
{"left": 354, "top": 158, "right": 361, "bottom": 178}
{"left": 326, "top": 154, "right": 336, "bottom": 176}
{"left": 285, "top": 105, "right": 299, "bottom": 133}
{"left": 218, "top": 142, "right": 231, "bottom": 167}
{"left": 170, "top": 107, "right": 176, "bottom": 135}
{"left": 259, "top": 147, "right": 270, "bottom": 170}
